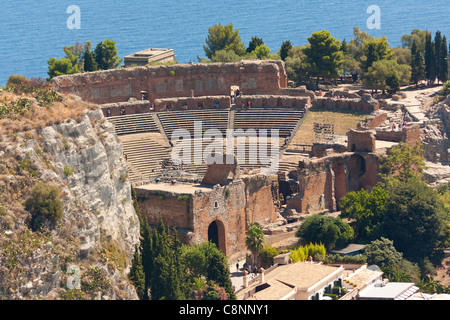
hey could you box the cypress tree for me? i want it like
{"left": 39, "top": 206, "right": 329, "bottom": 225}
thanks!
{"left": 425, "top": 32, "right": 436, "bottom": 82}
{"left": 83, "top": 48, "right": 97, "bottom": 72}
{"left": 279, "top": 40, "right": 293, "bottom": 61}
{"left": 206, "top": 246, "right": 236, "bottom": 300}
{"left": 435, "top": 31, "right": 443, "bottom": 82}
{"left": 438, "top": 35, "right": 448, "bottom": 83}
{"left": 140, "top": 219, "right": 153, "bottom": 300}
{"left": 129, "top": 246, "right": 146, "bottom": 300}
{"left": 410, "top": 40, "right": 425, "bottom": 85}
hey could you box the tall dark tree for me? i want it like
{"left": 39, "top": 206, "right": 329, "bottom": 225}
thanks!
{"left": 247, "top": 36, "right": 264, "bottom": 53}
{"left": 279, "top": 40, "right": 293, "bottom": 61}
{"left": 438, "top": 35, "right": 448, "bottom": 83}
{"left": 425, "top": 32, "right": 437, "bottom": 82}
{"left": 205, "top": 245, "right": 236, "bottom": 300}
{"left": 410, "top": 40, "right": 425, "bottom": 85}
{"left": 83, "top": 47, "right": 97, "bottom": 72}
{"left": 434, "top": 31, "right": 443, "bottom": 82}
{"left": 129, "top": 246, "right": 146, "bottom": 299}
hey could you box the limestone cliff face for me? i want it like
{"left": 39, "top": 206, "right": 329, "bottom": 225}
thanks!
{"left": 0, "top": 109, "right": 140, "bottom": 300}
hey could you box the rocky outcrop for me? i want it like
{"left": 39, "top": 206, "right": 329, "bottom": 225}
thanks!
{"left": 0, "top": 108, "right": 140, "bottom": 300}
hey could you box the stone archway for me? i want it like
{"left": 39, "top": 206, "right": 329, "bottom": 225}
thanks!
{"left": 208, "top": 219, "right": 227, "bottom": 255}
{"left": 347, "top": 154, "right": 366, "bottom": 192}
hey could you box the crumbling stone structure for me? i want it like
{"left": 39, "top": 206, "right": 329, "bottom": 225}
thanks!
{"left": 134, "top": 161, "right": 276, "bottom": 259}
{"left": 285, "top": 152, "right": 380, "bottom": 213}
{"left": 52, "top": 60, "right": 288, "bottom": 105}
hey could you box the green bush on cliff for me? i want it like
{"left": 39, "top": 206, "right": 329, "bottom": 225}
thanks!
{"left": 25, "top": 182, "right": 63, "bottom": 231}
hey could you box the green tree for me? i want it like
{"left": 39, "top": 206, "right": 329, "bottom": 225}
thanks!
{"left": 254, "top": 44, "right": 271, "bottom": 60}
{"left": 47, "top": 57, "right": 80, "bottom": 80}
{"left": 410, "top": 40, "right": 425, "bottom": 85}
{"left": 285, "top": 45, "right": 311, "bottom": 85}
{"left": 149, "top": 217, "right": 189, "bottom": 300}
{"left": 363, "top": 237, "right": 403, "bottom": 269}
{"left": 296, "top": 215, "right": 354, "bottom": 250}
{"left": 203, "top": 23, "right": 246, "bottom": 60}
{"left": 247, "top": 36, "right": 264, "bottom": 53}
{"left": 206, "top": 247, "right": 235, "bottom": 300}
{"left": 362, "top": 36, "right": 393, "bottom": 72}
{"left": 362, "top": 59, "right": 411, "bottom": 94}
{"left": 279, "top": 40, "right": 293, "bottom": 61}
{"left": 245, "top": 223, "right": 265, "bottom": 267}
{"left": 438, "top": 35, "right": 448, "bottom": 84}
{"left": 401, "top": 29, "right": 427, "bottom": 54}
{"left": 382, "top": 180, "right": 447, "bottom": 263}
{"left": 25, "top": 182, "right": 63, "bottom": 231}
{"left": 425, "top": 32, "right": 437, "bottom": 82}
{"left": 82, "top": 41, "right": 98, "bottom": 72}
{"left": 434, "top": 31, "right": 443, "bottom": 83}
{"left": 129, "top": 245, "right": 146, "bottom": 299}
{"left": 210, "top": 49, "right": 242, "bottom": 63}
{"left": 94, "top": 39, "right": 123, "bottom": 70}
{"left": 379, "top": 142, "right": 426, "bottom": 183}
{"left": 339, "top": 185, "right": 388, "bottom": 240}
{"left": 303, "top": 30, "right": 342, "bottom": 88}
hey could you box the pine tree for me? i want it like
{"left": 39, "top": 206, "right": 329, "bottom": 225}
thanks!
{"left": 129, "top": 246, "right": 146, "bottom": 300}
{"left": 410, "top": 40, "right": 425, "bottom": 85}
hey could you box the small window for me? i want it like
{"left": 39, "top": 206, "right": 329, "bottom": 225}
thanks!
{"left": 214, "top": 201, "right": 219, "bottom": 208}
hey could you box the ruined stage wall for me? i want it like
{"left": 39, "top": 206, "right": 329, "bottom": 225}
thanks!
{"left": 52, "top": 60, "right": 288, "bottom": 105}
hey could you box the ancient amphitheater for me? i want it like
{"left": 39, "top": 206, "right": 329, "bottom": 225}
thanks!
{"left": 52, "top": 60, "right": 434, "bottom": 261}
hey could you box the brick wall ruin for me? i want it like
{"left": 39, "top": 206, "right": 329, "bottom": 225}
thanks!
{"left": 285, "top": 152, "right": 380, "bottom": 213}
{"left": 52, "top": 60, "right": 288, "bottom": 105}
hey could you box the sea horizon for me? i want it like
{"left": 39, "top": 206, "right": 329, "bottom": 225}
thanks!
{"left": 1, "top": 0, "right": 449, "bottom": 85}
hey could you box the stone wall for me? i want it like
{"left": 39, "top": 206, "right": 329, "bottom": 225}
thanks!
{"left": 312, "top": 95, "right": 379, "bottom": 113}
{"left": 52, "top": 60, "right": 288, "bottom": 105}
{"left": 375, "top": 124, "right": 421, "bottom": 146}
{"left": 100, "top": 99, "right": 152, "bottom": 117}
{"left": 347, "top": 129, "right": 376, "bottom": 152}
{"left": 235, "top": 95, "right": 310, "bottom": 109}
{"left": 134, "top": 189, "right": 192, "bottom": 230}
{"left": 286, "top": 152, "right": 380, "bottom": 213}
{"left": 154, "top": 95, "right": 231, "bottom": 111}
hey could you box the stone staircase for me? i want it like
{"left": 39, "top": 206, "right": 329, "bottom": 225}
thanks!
{"left": 157, "top": 109, "right": 230, "bottom": 139}
{"left": 107, "top": 113, "right": 160, "bottom": 136}
{"left": 119, "top": 133, "right": 171, "bottom": 183}
{"left": 233, "top": 108, "right": 305, "bottom": 137}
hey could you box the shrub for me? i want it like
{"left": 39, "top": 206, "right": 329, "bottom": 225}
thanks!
{"left": 25, "top": 182, "right": 63, "bottom": 231}
{"left": 63, "top": 165, "right": 74, "bottom": 176}
{"left": 81, "top": 266, "right": 111, "bottom": 295}
{"left": 177, "top": 195, "right": 190, "bottom": 202}
{"left": 259, "top": 245, "right": 279, "bottom": 268}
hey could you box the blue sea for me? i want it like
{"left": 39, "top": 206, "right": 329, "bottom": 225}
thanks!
{"left": 1, "top": 0, "right": 449, "bottom": 85}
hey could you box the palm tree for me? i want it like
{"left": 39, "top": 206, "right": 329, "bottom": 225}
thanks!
{"left": 245, "top": 224, "right": 265, "bottom": 269}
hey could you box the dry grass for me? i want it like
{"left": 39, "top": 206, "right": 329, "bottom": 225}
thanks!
{"left": 290, "top": 110, "right": 369, "bottom": 149}
{"left": 0, "top": 91, "right": 92, "bottom": 136}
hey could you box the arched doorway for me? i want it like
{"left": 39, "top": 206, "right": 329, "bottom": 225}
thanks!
{"left": 347, "top": 154, "right": 366, "bottom": 192}
{"left": 208, "top": 219, "right": 227, "bottom": 255}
